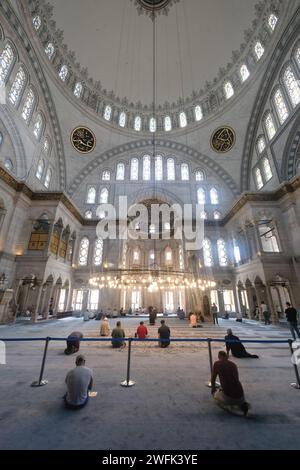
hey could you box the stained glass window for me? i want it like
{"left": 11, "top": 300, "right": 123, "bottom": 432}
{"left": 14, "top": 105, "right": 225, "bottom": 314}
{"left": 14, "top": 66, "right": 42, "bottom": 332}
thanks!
{"left": 149, "top": 117, "right": 156, "bottom": 133}
{"left": 59, "top": 65, "right": 68, "bottom": 82}
{"left": 155, "top": 155, "right": 163, "bottom": 181}
{"left": 44, "top": 168, "right": 52, "bottom": 188}
{"left": 197, "top": 188, "right": 206, "bottom": 205}
{"left": 33, "top": 114, "right": 44, "bottom": 141}
{"left": 240, "top": 64, "right": 250, "bottom": 82}
{"left": 283, "top": 66, "right": 300, "bottom": 108}
{"left": 259, "top": 223, "right": 280, "bottom": 252}
{"left": 195, "top": 170, "right": 204, "bottom": 181}
{"left": 36, "top": 158, "right": 44, "bottom": 180}
{"left": 21, "top": 88, "right": 35, "bottom": 121}
{"left": 194, "top": 105, "right": 203, "bottom": 121}
{"left": 45, "top": 43, "right": 55, "bottom": 60}
{"left": 181, "top": 163, "right": 189, "bottom": 181}
{"left": 268, "top": 14, "right": 278, "bottom": 31}
{"left": 217, "top": 239, "right": 228, "bottom": 266}
{"left": 164, "top": 116, "right": 172, "bottom": 132}
{"left": 264, "top": 112, "right": 276, "bottom": 140}
{"left": 134, "top": 116, "right": 142, "bottom": 132}
{"left": 32, "top": 16, "right": 42, "bottom": 30}
{"left": 165, "top": 247, "right": 172, "bottom": 263}
{"left": 143, "top": 155, "right": 151, "bottom": 181}
{"left": 116, "top": 163, "right": 125, "bottom": 180}
{"left": 94, "top": 238, "right": 103, "bottom": 266}
{"left": 130, "top": 158, "right": 139, "bottom": 180}
{"left": 99, "top": 188, "right": 109, "bottom": 204}
{"left": 254, "top": 41, "right": 264, "bottom": 60}
{"left": 9, "top": 67, "right": 26, "bottom": 106}
{"left": 78, "top": 238, "right": 89, "bottom": 265}
{"left": 274, "top": 88, "right": 289, "bottom": 124}
{"left": 85, "top": 210, "right": 92, "bottom": 219}
{"left": 167, "top": 158, "right": 175, "bottom": 180}
{"left": 0, "top": 43, "right": 14, "bottom": 84}
{"left": 210, "top": 188, "right": 219, "bottom": 205}
{"left": 43, "top": 138, "right": 50, "bottom": 155}
{"left": 104, "top": 105, "right": 112, "bottom": 121}
{"left": 224, "top": 81, "right": 234, "bottom": 99}
{"left": 179, "top": 111, "right": 187, "bottom": 128}
{"left": 133, "top": 248, "right": 140, "bottom": 263}
{"left": 203, "top": 238, "right": 213, "bottom": 267}
{"left": 119, "top": 111, "right": 126, "bottom": 128}
{"left": 74, "top": 82, "right": 83, "bottom": 98}
{"left": 102, "top": 170, "right": 111, "bottom": 181}
{"left": 257, "top": 136, "right": 266, "bottom": 154}
{"left": 255, "top": 167, "right": 264, "bottom": 189}
{"left": 4, "top": 159, "right": 13, "bottom": 171}
{"left": 262, "top": 157, "right": 273, "bottom": 181}
{"left": 87, "top": 187, "right": 96, "bottom": 204}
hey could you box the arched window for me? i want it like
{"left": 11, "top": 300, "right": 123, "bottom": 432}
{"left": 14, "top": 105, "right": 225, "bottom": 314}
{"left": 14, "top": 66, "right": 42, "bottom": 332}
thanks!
{"left": 195, "top": 170, "right": 204, "bottom": 181}
{"left": 116, "top": 162, "right": 125, "bottom": 180}
{"left": 257, "top": 136, "right": 266, "bottom": 154}
{"left": 258, "top": 222, "right": 280, "bottom": 252}
{"left": 74, "top": 82, "right": 83, "bottom": 98}
{"left": 59, "top": 65, "right": 68, "bottom": 82}
{"left": 203, "top": 238, "right": 213, "bottom": 267}
{"left": 119, "top": 111, "right": 126, "bottom": 128}
{"left": 149, "top": 224, "right": 156, "bottom": 235}
{"left": 133, "top": 248, "right": 140, "bottom": 264}
{"left": 9, "top": 67, "right": 26, "bottom": 106}
{"left": 233, "top": 240, "right": 241, "bottom": 264}
{"left": 224, "top": 81, "right": 234, "bottom": 99}
{"left": 255, "top": 167, "right": 264, "bottom": 189}
{"left": 262, "top": 157, "right": 272, "bottom": 181}
{"left": 143, "top": 155, "right": 151, "bottom": 180}
{"left": 149, "top": 117, "right": 156, "bottom": 133}
{"left": 99, "top": 188, "right": 109, "bottom": 204}
{"left": 155, "top": 155, "right": 163, "bottom": 181}
{"left": 85, "top": 210, "right": 92, "bottom": 219}
{"left": 213, "top": 211, "right": 221, "bottom": 220}
{"left": 21, "top": 88, "right": 35, "bottom": 122}
{"left": 102, "top": 170, "right": 111, "bottom": 181}
{"left": 179, "top": 111, "right": 187, "bottom": 128}
{"left": 273, "top": 88, "right": 289, "bottom": 124}
{"left": 200, "top": 210, "right": 207, "bottom": 220}
{"left": 134, "top": 116, "right": 142, "bottom": 132}
{"left": 4, "top": 159, "right": 13, "bottom": 171}
{"left": 264, "top": 112, "right": 276, "bottom": 140}
{"left": 167, "top": 158, "right": 175, "bottom": 180}
{"left": 0, "top": 43, "right": 15, "bottom": 84}
{"left": 165, "top": 247, "right": 172, "bottom": 264}
{"left": 104, "top": 105, "right": 112, "bottom": 121}
{"left": 164, "top": 116, "right": 172, "bottom": 132}
{"left": 194, "top": 105, "right": 203, "bottom": 121}
{"left": 217, "top": 239, "right": 228, "bottom": 266}
{"left": 181, "top": 163, "right": 189, "bottom": 181}
{"left": 210, "top": 188, "right": 219, "bottom": 205}
{"left": 197, "top": 188, "right": 206, "bottom": 205}
{"left": 149, "top": 250, "right": 155, "bottom": 263}
{"left": 36, "top": 159, "right": 45, "bottom": 180}
{"left": 254, "top": 41, "right": 264, "bottom": 60}
{"left": 94, "top": 238, "right": 103, "bottom": 266}
{"left": 87, "top": 187, "right": 96, "bottom": 204}
{"left": 43, "top": 138, "right": 51, "bottom": 155}
{"left": 268, "top": 14, "right": 278, "bottom": 31}
{"left": 44, "top": 168, "right": 52, "bottom": 188}
{"left": 240, "top": 64, "right": 250, "bottom": 82}
{"left": 33, "top": 114, "right": 44, "bottom": 141}
{"left": 45, "top": 43, "right": 55, "bottom": 60}
{"left": 130, "top": 158, "right": 139, "bottom": 180}
{"left": 283, "top": 66, "right": 300, "bottom": 108}
{"left": 32, "top": 15, "right": 42, "bottom": 30}
{"left": 78, "top": 238, "right": 89, "bottom": 266}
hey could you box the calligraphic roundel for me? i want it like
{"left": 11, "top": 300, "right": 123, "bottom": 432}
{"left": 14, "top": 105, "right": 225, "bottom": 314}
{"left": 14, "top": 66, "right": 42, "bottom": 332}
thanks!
{"left": 71, "top": 127, "right": 96, "bottom": 154}
{"left": 211, "top": 126, "right": 236, "bottom": 153}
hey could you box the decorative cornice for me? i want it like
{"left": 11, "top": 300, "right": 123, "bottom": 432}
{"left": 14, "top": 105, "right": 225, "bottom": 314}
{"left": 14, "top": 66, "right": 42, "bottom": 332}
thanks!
{"left": 21, "top": 0, "right": 288, "bottom": 134}
{"left": 0, "top": 0, "right": 67, "bottom": 189}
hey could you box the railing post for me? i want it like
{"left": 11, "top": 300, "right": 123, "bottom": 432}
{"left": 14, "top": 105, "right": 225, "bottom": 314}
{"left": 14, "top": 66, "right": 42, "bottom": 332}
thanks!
{"left": 31, "top": 337, "right": 50, "bottom": 387}
{"left": 120, "top": 338, "right": 135, "bottom": 387}
{"left": 288, "top": 339, "right": 300, "bottom": 390}
{"left": 206, "top": 338, "right": 220, "bottom": 389}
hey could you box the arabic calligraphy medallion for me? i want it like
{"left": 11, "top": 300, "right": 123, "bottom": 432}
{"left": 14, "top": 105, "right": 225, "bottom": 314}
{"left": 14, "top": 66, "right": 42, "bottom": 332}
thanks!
{"left": 71, "top": 127, "right": 96, "bottom": 154}
{"left": 211, "top": 126, "right": 236, "bottom": 153}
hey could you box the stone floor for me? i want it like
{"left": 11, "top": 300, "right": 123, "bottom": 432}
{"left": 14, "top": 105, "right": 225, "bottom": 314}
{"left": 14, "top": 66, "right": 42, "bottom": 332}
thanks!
{"left": 0, "top": 316, "right": 299, "bottom": 450}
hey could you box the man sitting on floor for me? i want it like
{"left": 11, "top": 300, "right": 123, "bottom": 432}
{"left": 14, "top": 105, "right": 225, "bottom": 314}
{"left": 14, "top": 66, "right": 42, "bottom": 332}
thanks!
{"left": 225, "top": 329, "right": 259, "bottom": 359}
{"left": 158, "top": 319, "right": 171, "bottom": 348}
{"left": 64, "top": 331, "right": 83, "bottom": 355}
{"left": 111, "top": 321, "right": 126, "bottom": 348}
{"left": 211, "top": 351, "right": 250, "bottom": 416}
{"left": 64, "top": 355, "right": 93, "bottom": 410}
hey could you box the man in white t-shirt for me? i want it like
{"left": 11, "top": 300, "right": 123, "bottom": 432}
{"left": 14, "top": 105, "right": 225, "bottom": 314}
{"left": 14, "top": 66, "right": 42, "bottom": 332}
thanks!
{"left": 64, "top": 355, "right": 93, "bottom": 409}
{"left": 261, "top": 301, "right": 271, "bottom": 325}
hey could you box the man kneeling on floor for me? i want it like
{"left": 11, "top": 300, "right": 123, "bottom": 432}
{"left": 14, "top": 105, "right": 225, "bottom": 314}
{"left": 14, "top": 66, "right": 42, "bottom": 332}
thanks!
{"left": 64, "top": 355, "right": 93, "bottom": 410}
{"left": 211, "top": 351, "right": 250, "bottom": 416}
{"left": 64, "top": 331, "right": 83, "bottom": 355}
{"left": 225, "top": 329, "right": 259, "bottom": 358}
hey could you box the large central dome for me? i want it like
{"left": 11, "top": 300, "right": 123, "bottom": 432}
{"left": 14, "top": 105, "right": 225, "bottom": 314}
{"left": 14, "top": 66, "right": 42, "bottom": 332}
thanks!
{"left": 47, "top": 0, "right": 258, "bottom": 106}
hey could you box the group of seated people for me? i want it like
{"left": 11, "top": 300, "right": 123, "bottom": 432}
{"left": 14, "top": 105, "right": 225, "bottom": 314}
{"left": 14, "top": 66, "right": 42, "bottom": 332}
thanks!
{"left": 109, "top": 319, "right": 171, "bottom": 349}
